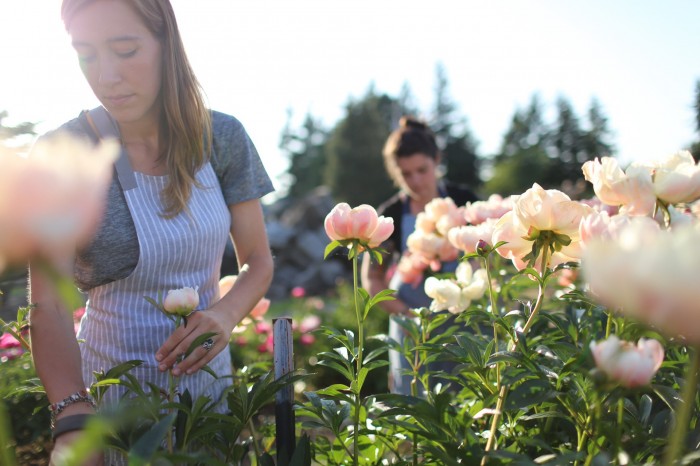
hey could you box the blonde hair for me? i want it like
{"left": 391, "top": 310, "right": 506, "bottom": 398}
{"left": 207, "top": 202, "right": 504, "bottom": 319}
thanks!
{"left": 62, "top": 0, "right": 212, "bottom": 218}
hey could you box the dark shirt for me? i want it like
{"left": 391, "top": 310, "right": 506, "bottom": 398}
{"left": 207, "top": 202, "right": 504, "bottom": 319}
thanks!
{"left": 377, "top": 182, "right": 479, "bottom": 254}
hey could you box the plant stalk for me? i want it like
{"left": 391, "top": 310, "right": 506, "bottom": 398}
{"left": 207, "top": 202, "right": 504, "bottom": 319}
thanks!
{"left": 352, "top": 252, "right": 362, "bottom": 466}
{"left": 663, "top": 346, "right": 700, "bottom": 466}
{"left": 482, "top": 241, "right": 551, "bottom": 462}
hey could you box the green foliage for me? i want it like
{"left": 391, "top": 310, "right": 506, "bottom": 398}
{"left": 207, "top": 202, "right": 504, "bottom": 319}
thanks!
{"left": 431, "top": 63, "right": 482, "bottom": 190}
{"left": 324, "top": 88, "right": 396, "bottom": 206}
{"left": 0, "top": 110, "right": 36, "bottom": 142}
{"left": 279, "top": 111, "right": 329, "bottom": 199}
{"left": 485, "top": 94, "right": 614, "bottom": 198}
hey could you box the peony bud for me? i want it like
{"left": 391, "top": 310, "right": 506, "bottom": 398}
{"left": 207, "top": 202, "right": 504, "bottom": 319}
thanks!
{"left": 590, "top": 336, "right": 664, "bottom": 388}
{"left": 324, "top": 202, "right": 394, "bottom": 249}
{"left": 163, "top": 287, "right": 199, "bottom": 316}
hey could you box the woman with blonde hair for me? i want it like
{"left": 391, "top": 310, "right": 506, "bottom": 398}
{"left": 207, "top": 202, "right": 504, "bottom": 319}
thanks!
{"left": 29, "top": 0, "right": 274, "bottom": 463}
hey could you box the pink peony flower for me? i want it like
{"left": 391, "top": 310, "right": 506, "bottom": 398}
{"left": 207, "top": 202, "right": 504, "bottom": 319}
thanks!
{"left": 582, "top": 157, "right": 656, "bottom": 216}
{"left": 324, "top": 203, "right": 394, "bottom": 249}
{"left": 590, "top": 336, "right": 664, "bottom": 388}
{"left": 463, "top": 194, "right": 514, "bottom": 225}
{"left": 448, "top": 218, "right": 498, "bottom": 255}
{"left": 646, "top": 150, "right": 700, "bottom": 204}
{"left": 255, "top": 320, "right": 272, "bottom": 335}
{"left": 163, "top": 287, "right": 199, "bottom": 316}
{"left": 492, "top": 184, "right": 593, "bottom": 270}
{"left": 258, "top": 334, "right": 274, "bottom": 353}
{"left": 299, "top": 334, "right": 316, "bottom": 346}
{"left": 291, "top": 286, "right": 306, "bottom": 298}
{"left": 0, "top": 134, "right": 119, "bottom": 273}
{"left": 582, "top": 221, "right": 700, "bottom": 344}
{"left": 396, "top": 252, "right": 428, "bottom": 288}
{"left": 299, "top": 315, "right": 321, "bottom": 333}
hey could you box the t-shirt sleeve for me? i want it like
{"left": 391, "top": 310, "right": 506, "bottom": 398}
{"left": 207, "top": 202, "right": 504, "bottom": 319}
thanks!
{"left": 210, "top": 112, "right": 275, "bottom": 205}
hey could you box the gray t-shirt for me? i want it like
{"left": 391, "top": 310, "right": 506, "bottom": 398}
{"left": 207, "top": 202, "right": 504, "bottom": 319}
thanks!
{"left": 53, "top": 110, "right": 274, "bottom": 291}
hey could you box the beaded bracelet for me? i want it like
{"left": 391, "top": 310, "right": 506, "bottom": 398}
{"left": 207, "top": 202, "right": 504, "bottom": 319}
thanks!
{"left": 48, "top": 389, "right": 96, "bottom": 426}
{"left": 51, "top": 413, "right": 92, "bottom": 441}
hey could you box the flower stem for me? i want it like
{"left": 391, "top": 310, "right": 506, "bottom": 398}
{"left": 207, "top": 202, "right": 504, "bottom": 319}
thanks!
{"left": 663, "top": 346, "right": 700, "bottom": 466}
{"left": 483, "top": 240, "right": 551, "bottom": 462}
{"left": 615, "top": 397, "right": 623, "bottom": 459}
{"left": 352, "top": 252, "right": 362, "bottom": 466}
{"left": 481, "top": 255, "right": 501, "bottom": 391}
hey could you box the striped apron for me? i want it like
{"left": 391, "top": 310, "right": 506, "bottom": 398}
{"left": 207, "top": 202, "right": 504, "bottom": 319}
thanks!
{"left": 77, "top": 162, "right": 232, "bottom": 463}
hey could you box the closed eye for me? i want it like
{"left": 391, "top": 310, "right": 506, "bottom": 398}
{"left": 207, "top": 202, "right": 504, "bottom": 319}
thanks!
{"left": 115, "top": 49, "right": 137, "bottom": 59}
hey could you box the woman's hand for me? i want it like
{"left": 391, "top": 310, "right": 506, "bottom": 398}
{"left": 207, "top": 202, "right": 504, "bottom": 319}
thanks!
{"left": 155, "top": 308, "right": 232, "bottom": 376}
{"left": 50, "top": 431, "right": 104, "bottom": 466}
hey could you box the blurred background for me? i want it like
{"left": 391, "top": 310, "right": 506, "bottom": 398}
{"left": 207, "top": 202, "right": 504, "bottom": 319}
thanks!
{"left": 2, "top": 0, "right": 700, "bottom": 299}
{"left": 2, "top": 0, "right": 700, "bottom": 204}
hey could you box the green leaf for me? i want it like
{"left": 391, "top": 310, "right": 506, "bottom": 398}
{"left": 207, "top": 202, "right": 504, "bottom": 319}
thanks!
{"left": 129, "top": 412, "right": 177, "bottom": 460}
{"left": 289, "top": 434, "right": 312, "bottom": 466}
{"left": 323, "top": 240, "right": 343, "bottom": 259}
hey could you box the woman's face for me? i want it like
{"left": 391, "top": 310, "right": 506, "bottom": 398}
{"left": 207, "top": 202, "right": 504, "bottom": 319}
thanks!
{"left": 395, "top": 152, "right": 440, "bottom": 201}
{"left": 68, "top": 0, "right": 162, "bottom": 127}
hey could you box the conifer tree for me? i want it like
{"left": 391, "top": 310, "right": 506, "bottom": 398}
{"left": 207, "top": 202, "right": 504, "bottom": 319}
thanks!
{"left": 279, "top": 110, "right": 328, "bottom": 199}
{"left": 324, "top": 89, "right": 396, "bottom": 207}
{"left": 430, "top": 63, "right": 481, "bottom": 190}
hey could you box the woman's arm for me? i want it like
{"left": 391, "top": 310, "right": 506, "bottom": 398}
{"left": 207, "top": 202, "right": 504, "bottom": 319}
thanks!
{"left": 360, "top": 251, "right": 411, "bottom": 316}
{"left": 156, "top": 198, "right": 273, "bottom": 375}
{"left": 29, "top": 265, "right": 94, "bottom": 416}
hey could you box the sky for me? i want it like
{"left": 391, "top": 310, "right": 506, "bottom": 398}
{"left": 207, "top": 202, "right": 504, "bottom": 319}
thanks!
{"left": 1, "top": 0, "right": 699, "bottom": 200}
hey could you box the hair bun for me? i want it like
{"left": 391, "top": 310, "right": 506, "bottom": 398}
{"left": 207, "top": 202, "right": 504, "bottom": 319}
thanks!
{"left": 399, "top": 116, "right": 428, "bottom": 131}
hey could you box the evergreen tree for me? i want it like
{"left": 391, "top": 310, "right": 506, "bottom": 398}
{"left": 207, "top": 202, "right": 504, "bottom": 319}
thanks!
{"left": 324, "top": 89, "right": 396, "bottom": 207}
{"left": 485, "top": 95, "right": 553, "bottom": 196}
{"left": 582, "top": 98, "right": 615, "bottom": 159}
{"left": 549, "top": 96, "right": 585, "bottom": 184}
{"left": 0, "top": 110, "right": 36, "bottom": 142}
{"left": 279, "top": 110, "right": 328, "bottom": 199}
{"left": 691, "top": 79, "right": 700, "bottom": 162}
{"left": 430, "top": 63, "right": 481, "bottom": 190}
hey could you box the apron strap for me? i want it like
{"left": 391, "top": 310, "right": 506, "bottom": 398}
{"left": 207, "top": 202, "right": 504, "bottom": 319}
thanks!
{"left": 82, "top": 106, "right": 137, "bottom": 191}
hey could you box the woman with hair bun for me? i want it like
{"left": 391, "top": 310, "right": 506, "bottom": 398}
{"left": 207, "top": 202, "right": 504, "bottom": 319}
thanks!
{"left": 361, "top": 116, "right": 478, "bottom": 395}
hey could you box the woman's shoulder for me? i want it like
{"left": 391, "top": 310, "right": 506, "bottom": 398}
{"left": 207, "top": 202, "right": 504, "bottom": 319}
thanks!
{"left": 41, "top": 115, "right": 92, "bottom": 141}
{"left": 445, "top": 181, "right": 479, "bottom": 205}
{"left": 377, "top": 191, "right": 404, "bottom": 217}
{"left": 210, "top": 110, "right": 247, "bottom": 142}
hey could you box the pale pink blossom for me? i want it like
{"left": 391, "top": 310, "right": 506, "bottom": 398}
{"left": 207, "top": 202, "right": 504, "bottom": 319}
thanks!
{"left": 448, "top": 218, "right": 498, "bottom": 254}
{"left": 299, "top": 315, "right": 322, "bottom": 333}
{"left": 463, "top": 194, "right": 514, "bottom": 225}
{"left": 395, "top": 252, "right": 428, "bottom": 288}
{"left": 0, "top": 134, "right": 119, "bottom": 272}
{"left": 492, "top": 184, "right": 593, "bottom": 270}
{"left": 435, "top": 207, "right": 467, "bottom": 236}
{"left": 646, "top": 150, "right": 700, "bottom": 204}
{"left": 414, "top": 212, "right": 436, "bottom": 234}
{"left": 299, "top": 333, "right": 316, "bottom": 346}
{"left": 163, "top": 287, "right": 199, "bottom": 316}
{"left": 582, "top": 157, "right": 656, "bottom": 216}
{"left": 582, "top": 221, "right": 700, "bottom": 343}
{"left": 406, "top": 230, "right": 458, "bottom": 268}
{"left": 579, "top": 212, "right": 659, "bottom": 249}
{"left": 424, "top": 197, "right": 458, "bottom": 223}
{"left": 590, "top": 336, "right": 664, "bottom": 388}
{"left": 324, "top": 203, "right": 394, "bottom": 248}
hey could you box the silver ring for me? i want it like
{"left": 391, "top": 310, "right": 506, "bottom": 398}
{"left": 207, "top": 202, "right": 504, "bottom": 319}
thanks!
{"left": 201, "top": 337, "right": 214, "bottom": 352}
